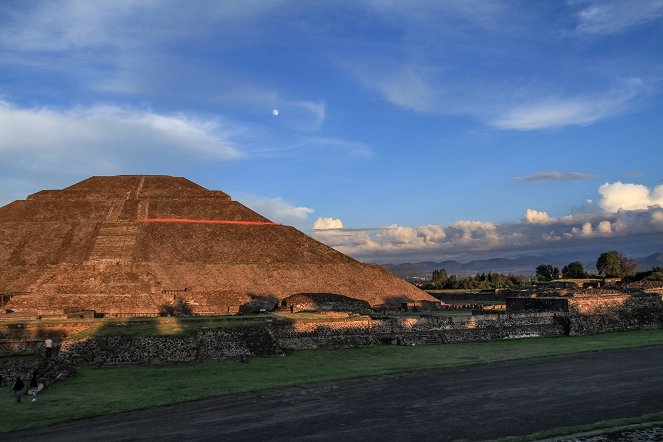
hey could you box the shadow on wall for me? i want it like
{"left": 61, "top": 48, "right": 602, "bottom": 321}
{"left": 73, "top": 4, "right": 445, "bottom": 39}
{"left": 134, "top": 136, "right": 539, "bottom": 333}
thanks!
{"left": 239, "top": 295, "right": 278, "bottom": 314}
{"left": 379, "top": 295, "right": 441, "bottom": 313}
{"left": 278, "top": 293, "right": 373, "bottom": 314}
{"left": 159, "top": 300, "right": 193, "bottom": 317}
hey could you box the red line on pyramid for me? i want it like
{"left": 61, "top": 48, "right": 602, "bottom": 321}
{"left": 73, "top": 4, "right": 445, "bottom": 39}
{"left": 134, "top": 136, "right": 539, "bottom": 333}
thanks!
{"left": 139, "top": 218, "right": 280, "bottom": 226}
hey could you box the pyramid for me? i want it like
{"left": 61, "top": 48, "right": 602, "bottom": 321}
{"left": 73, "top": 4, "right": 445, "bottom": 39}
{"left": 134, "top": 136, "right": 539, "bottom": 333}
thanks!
{"left": 0, "top": 175, "right": 437, "bottom": 316}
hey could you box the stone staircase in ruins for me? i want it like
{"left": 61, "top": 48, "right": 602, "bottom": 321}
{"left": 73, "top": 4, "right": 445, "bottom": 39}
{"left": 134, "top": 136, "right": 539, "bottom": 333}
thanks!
{"left": 86, "top": 177, "right": 145, "bottom": 263}
{"left": 87, "top": 222, "right": 139, "bottom": 262}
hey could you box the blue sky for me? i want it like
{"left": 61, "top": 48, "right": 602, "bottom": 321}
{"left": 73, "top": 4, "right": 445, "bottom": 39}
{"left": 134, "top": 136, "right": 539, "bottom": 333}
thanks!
{"left": 1, "top": 0, "right": 662, "bottom": 263}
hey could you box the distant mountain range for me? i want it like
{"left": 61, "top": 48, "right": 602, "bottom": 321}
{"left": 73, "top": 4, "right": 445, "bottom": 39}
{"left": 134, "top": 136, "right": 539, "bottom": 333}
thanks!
{"left": 380, "top": 252, "right": 663, "bottom": 279}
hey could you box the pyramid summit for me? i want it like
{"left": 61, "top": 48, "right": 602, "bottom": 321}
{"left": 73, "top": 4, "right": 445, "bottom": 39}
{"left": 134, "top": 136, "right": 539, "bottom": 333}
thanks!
{"left": 0, "top": 175, "right": 436, "bottom": 316}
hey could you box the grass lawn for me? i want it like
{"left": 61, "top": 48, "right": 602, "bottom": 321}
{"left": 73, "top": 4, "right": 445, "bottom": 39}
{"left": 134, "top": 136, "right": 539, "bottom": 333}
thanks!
{"left": 3, "top": 329, "right": 663, "bottom": 433}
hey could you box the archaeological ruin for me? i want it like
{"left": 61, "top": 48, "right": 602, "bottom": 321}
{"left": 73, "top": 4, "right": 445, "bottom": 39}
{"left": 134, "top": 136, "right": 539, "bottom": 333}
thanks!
{"left": 2, "top": 175, "right": 663, "bottom": 378}
{"left": 0, "top": 175, "right": 438, "bottom": 318}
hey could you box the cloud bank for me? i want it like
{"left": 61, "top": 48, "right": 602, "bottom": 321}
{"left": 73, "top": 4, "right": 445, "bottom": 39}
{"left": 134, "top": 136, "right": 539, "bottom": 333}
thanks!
{"left": 312, "top": 182, "right": 663, "bottom": 262}
{"left": 0, "top": 101, "right": 242, "bottom": 161}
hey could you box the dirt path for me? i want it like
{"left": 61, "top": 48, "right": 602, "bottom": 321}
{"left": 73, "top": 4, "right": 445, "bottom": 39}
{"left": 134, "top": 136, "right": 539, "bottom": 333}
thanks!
{"left": 6, "top": 345, "right": 663, "bottom": 441}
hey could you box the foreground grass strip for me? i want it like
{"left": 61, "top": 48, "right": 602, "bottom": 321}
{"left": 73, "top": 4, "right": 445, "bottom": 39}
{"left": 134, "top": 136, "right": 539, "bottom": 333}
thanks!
{"left": 491, "top": 413, "right": 663, "bottom": 441}
{"left": 3, "top": 329, "right": 663, "bottom": 433}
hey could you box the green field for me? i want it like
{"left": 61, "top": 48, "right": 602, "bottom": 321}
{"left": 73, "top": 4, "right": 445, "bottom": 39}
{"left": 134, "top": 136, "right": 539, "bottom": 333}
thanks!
{"left": 3, "top": 329, "right": 663, "bottom": 433}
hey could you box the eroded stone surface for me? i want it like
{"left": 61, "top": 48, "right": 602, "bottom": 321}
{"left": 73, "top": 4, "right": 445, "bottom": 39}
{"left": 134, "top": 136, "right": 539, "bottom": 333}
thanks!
{"left": 0, "top": 175, "right": 435, "bottom": 316}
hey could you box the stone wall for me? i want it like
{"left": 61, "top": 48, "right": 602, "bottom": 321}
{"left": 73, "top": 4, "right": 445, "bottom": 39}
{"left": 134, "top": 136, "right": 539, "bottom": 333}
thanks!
{"left": 269, "top": 313, "right": 566, "bottom": 350}
{"left": 506, "top": 297, "right": 569, "bottom": 313}
{"left": 567, "top": 314, "right": 663, "bottom": 335}
{"left": 279, "top": 293, "right": 373, "bottom": 315}
{"left": 0, "top": 322, "right": 90, "bottom": 355}
{"left": 565, "top": 293, "right": 663, "bottom": 335}
{"left": 58, "top": 327, "right": 281, "bottom": 366}
{"left": 568, "top": 295, "right": 631, "bottom": 315}
{"left": 3, "top": 291, "right": 663, "bottom": 368}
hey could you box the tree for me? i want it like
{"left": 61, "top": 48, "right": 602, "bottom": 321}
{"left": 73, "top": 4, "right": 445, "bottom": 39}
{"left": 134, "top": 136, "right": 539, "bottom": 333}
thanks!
{"left": 536, "top": 264, "right": 560, "bottom": 281}
{"left": 430, "top": 268, "right": 449, "bottom": 289}
{"left": 596, "top": 250, "right": 636, "bottom": 278}
{"left": 562, "top": 261, "right": 587, "bottom": 279}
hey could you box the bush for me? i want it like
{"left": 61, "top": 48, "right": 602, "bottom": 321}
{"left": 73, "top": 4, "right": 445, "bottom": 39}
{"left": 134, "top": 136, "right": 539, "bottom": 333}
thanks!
{"left": 159, "top": 300, "right": 193, "bottom": 317}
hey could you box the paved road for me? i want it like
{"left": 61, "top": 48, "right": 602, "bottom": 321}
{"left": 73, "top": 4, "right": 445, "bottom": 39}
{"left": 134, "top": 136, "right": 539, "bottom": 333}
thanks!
{"left": 6, "top": 346, "right": 663, "bottom": 441}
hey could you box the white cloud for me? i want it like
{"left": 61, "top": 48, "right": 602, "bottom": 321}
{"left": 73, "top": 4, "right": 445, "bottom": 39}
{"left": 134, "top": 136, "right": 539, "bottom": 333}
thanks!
{"left": 346, "top": 52, "right": 649, "bottom": 131}
{"left": 1, "top": 0, "right": 284, "bottom": 52}
{"left": 0, "top": 1, "right": 326, "bottom": 131}
{"left": 598, "top": 182, "right": 663, "bottom": 212}
{"left": 371, "top": 65, "right": 439, "bottom": 113}
{"left": 0, "top": 101, "right": 242, "bottom": 160}
{"left": 525, "top": 209, "right": 553, "bottom": 224}
{"left": 597, "top": 220, "right": 613, "bottom": 235}
{"left": 243, "top": 197, "right": 314, "bottom": 226}
{"left": 250, "top": 136, "right": 373, "bottom": 159}
{"left": 568, "top": 220, "right": 615, "bottom": 238}
{"left": 313, "top": 217, "right": 344, "bottom": 229}
{"left": 448, "top": 220, "right": 498, "bottom": 243}
{"left": 574, "top": 0, "right": 663, "bottom": 35}
{"left": 490, "top": 79, "right": 646, "bottom": 130}
{"left": 0, "top": 101, "right": 247, "bottom": 205}
{"left": 339, "top": 0, "right": 655, "bottom": 132}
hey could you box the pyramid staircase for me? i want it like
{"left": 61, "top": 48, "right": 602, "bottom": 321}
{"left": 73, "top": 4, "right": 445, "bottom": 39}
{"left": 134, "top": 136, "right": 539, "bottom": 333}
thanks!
{"left": 86, "top": 178, "right": 145, "bottom": 263}
{"left": 87, "top": 222, "right": 139, "bottom": 262}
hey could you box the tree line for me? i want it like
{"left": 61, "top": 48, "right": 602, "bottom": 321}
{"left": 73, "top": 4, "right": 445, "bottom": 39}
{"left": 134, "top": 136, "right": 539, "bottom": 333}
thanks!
{"left": 535, "top": 250, "right": 637, "bottom": 281}
{"left": 424, "top": 250, "right": 662, "bottom": 289}
{"left": 424, "top": 269, "right": 531, "bottom": 290}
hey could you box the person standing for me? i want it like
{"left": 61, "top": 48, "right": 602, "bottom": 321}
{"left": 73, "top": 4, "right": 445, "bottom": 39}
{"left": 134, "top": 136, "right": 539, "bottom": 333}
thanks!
{"left": 12, "top": 377, "right": 24, "bottom": 403}
{"left": 44, "top": 338, "right": 53, "bottom": 358}
{"left": 29, "top": 371, "right": 38, "bottom": 398}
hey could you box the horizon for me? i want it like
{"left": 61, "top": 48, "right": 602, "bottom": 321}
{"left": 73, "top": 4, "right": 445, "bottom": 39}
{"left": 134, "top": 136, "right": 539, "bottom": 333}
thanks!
{"left": 1, "top": 1, "right": 662, "bottom": 264}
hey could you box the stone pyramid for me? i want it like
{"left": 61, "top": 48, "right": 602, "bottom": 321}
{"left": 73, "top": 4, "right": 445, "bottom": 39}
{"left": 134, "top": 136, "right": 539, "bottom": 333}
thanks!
{"left": 0, "top": 176, "right": 436, "bottom": 316}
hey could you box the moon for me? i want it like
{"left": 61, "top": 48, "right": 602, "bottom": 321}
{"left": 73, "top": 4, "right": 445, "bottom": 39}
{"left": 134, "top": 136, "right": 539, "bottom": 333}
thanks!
{"left": 272, "top": 109, "right": 279, "bottom": 116}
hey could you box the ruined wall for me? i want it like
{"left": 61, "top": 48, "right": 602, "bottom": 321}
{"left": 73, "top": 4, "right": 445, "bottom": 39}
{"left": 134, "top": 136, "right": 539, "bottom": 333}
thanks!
{"left": 567, "top": 314, "right": 663, "bottom": 335}
{"left": 568, "top": 295, "right": 631, "bottom": 315}
{"left": 4, "top": 290, "right": 663, "bottom": 365}
{"left": 506, "top": 297, "right": 569, "bottom": 313}
{"left": 0, "top": 322, "right": 89, "bottom": 355}
{"left": 280, "top": 293, "right": 373, "bottom": 314}
{"left": 58, "top": 327, "right": 281, "bottom": 366}
{"left": 269, "top": 313, "right": 566, "bottom": 350}
{"left": 566, "top": 293, "right": 663, "bottom": 335}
